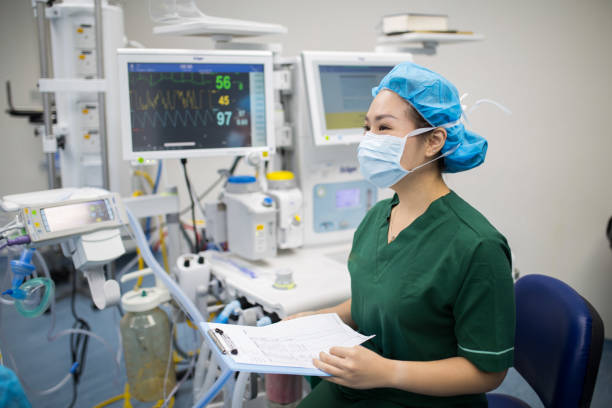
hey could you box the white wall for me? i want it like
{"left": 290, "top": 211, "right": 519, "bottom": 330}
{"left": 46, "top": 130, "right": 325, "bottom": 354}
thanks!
{"left": 1, "top": 0, "right": 611, "bottom": 336}
{"left": 0, "top": 1, "right": 50, "bottom": 194}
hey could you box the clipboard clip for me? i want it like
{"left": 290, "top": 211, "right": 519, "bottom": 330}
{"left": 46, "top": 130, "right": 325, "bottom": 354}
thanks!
{"left": 209, "top": 327, "right": 238, "bottom": 355}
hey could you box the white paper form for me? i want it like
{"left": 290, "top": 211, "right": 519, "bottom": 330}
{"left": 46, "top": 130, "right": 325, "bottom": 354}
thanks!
{"left": 207, "top": 313, "right": 374, "bottom": 370}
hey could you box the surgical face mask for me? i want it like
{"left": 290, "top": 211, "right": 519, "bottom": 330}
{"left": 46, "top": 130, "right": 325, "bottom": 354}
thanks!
{"left": 357, "top": 122, "right": 461, "bottom": 188}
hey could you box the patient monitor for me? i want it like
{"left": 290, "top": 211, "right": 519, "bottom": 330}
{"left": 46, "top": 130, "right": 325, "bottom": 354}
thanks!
{"left": 117, "top": 48, "right": 275, "bottom": 160}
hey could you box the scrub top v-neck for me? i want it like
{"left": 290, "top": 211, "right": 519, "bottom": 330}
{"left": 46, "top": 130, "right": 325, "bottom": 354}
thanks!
{"left": 341, "top": 191, "right": 515, "bottom": 407}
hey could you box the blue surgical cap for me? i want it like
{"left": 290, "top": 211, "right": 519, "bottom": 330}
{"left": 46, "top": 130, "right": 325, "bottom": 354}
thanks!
{"left": 372, "top": 61, "right": 487, "bottom": 173}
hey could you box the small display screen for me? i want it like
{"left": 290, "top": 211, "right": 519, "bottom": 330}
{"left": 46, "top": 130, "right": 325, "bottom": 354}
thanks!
{"left": 336, "top": 189, "right": 361, "bottom": 209}
{"left": 127, "top": 62, "right": 267, "bottom": 152}
{"left": 42, "top": 200, "right": 112, "bottom": 232}
{"left": 319, "top": 65, "right": 393, "bottom": 131}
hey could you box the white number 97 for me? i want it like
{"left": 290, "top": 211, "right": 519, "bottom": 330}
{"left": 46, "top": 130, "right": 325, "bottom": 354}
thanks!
{"left": 217, "top": 111, "right": 232, "bottom": 126}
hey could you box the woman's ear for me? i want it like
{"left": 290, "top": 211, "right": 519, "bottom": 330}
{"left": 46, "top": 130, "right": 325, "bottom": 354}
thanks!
{"left": 426, "top": 128, "right": 447, "bottom": 158}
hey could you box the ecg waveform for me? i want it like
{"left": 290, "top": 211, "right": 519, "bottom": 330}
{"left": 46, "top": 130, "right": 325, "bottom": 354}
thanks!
{"left": 131, "top": 109, "right": 216, "bottom": 129}
{"left": 131, "top": 89, "right": 211, "bottom": 112}
{"left": 133, "top": 72, "right": 213, "bottom": 87}
{"left": 128, "top": 70, "right": 254, "bottom": 151}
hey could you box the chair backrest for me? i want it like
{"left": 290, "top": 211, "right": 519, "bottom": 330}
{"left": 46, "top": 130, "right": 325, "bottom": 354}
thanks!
{"left": 514, "top": 274, "right": 604, "bottom": 408}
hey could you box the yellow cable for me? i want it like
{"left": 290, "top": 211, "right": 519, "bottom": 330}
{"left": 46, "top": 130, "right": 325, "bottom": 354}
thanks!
{"left": 133, "top": 248, "right": 144, "bottom": 291}
{"left": 93, "top": 394, "right": 123, "bottom": 408}
{"left": 131, "top": 190, "right": 146, "bottom": 290}
{"left": 133, "top": 170, "right": 155, "bottom": 190}
{"left": 123, "top": 383, "right": 132, "bottom": 408}
{"left": 152, "top": 397, "right": 174, "bottom": 408}
{"left": 159, "top": 216, "right": 169, "bottom": 273}
{"left": 93, "top": 383, "right": 131, "bottom": 408}
{"left": 93, "top": 382, "right": 175, "bottom": 408}
{"left": 186, "top": 319, "right": 197, "bottom": 330}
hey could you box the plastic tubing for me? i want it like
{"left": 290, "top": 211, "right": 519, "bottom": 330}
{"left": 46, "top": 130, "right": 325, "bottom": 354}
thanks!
{"left": 195, "top": 368, "right": 233, "bottom": 408}
{"left": 0, "top": 296, "right": 14, "bottom": 305}
{"left": 39, "top": 372, "right": 72, "bottom": 395}
{"left": 127, "top": 209, "right": 236, "bottom": 407}
{"left": 3, "top": 325, "right": 120, "bottom": 397}
{"left": 202, "top": 352, "right": 219, "bottom": 398}
{"left": 0, "top": 250, "right": 120, "bottom": 397}
{"left": 192, "top": 341, "right": 210, "bottom": 402}
{"left": 213, "top": 300, "right": 241, "bottom": 324}
{"left": 231, "top": 371, "right": 251, "bottom": 408}
{"left": 126, "top": 209, "right": 206, "bottom": 327}
{"left": 116, "top": 228, "right": 159, "bottom": 280}
{"left": 33, "top": 250, "right": 50, "bottom": 279}
{"left": 14, "top": 277, "right": 54, "bottom": 318}
{"left": 161, "top": 330, "right": 198, "bottom": 408}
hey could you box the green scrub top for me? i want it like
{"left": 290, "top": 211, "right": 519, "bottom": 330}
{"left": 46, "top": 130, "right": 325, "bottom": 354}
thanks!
{"left": 300, "top": 191, "right": 515, "bottom": 408}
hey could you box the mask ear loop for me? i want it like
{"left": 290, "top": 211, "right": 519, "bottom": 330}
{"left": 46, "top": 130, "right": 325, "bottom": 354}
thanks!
{"left": 404, "top": 120, "right": 463, "bottom": 173}
{"left": 407, "top": 139, "right": 462, "bottom": 173}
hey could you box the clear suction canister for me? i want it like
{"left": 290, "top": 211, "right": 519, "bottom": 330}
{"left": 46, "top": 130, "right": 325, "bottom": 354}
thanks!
{"left": 120, "top": 303, "right": 176, "bottom": 401}
{"left": 119, "top": 268, "right": 175, "bottom": 402}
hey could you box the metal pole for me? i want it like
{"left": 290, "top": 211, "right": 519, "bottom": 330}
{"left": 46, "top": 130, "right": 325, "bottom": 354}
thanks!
{"left": 34, "top": 1, "right": 56, "bottom": 189}
{"left": 94, "top": 0, "right": 110, "bottom": 190}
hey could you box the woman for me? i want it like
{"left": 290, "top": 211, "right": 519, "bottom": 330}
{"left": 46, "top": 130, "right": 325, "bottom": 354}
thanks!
{"left": 295, "top": 62, "right": 515, "bottom": 407}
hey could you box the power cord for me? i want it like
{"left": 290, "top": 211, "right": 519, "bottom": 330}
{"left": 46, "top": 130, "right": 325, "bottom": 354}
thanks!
{"left": 67, "top": 273, "right": 91, "bottom": 408}
{"left": 181, "top": 158, "right": 200, "bottom": 252}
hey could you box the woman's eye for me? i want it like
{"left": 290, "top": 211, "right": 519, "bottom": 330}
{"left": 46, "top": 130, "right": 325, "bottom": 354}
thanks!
{"left": 379, "top": 125, "right": 389, "bottom": 131}
{"left": 363, "top": 125, "right": 370, "bottom": 131}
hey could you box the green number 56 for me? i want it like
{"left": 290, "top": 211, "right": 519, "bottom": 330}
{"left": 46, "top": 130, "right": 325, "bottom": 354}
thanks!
{"left": 215, "top": 75, "right": 231, "bottom": 90}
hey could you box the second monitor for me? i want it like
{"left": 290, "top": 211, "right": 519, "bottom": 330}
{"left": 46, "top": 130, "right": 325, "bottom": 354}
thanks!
{"left": 302, "top": 51, "right": 413, "bottom": 146}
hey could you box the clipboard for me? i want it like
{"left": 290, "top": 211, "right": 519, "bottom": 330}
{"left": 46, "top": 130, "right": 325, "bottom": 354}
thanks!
{"left": 201, "top": 314, "right": 374, "bottom": 377}
{"left": 202, "top": 322, "right": 330, "bottom": 376}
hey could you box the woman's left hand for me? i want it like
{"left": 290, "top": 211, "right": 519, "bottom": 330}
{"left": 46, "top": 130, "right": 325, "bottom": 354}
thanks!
{"left": 313, "top": 346, "right": 393, "bottom": 389}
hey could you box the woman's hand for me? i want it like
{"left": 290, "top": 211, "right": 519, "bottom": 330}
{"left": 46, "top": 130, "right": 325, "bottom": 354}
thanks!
{"left": 313, "top": 345, "right": 393, "bottom": 389}
{"left": 283, "top": 310, "right": 317, "bottom": 321}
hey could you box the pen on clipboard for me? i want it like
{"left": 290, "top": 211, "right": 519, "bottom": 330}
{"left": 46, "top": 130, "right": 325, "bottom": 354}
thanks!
{"left": 209, "top": 327, "right": 238, "bottom": 355}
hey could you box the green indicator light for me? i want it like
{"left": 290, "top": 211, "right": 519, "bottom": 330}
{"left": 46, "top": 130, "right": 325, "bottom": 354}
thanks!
{"left": 138, "top": 157, "right": 144, "bottom": 164}
{"left": 32, "top": 210, "right": 37, "bottom": 215}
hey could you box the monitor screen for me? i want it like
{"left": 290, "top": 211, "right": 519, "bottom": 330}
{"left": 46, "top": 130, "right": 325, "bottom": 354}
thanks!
{"left": 319, "top": 65, "right": 391, "bottom": 131}
{"left": 302, "top": 51, "right": 411, "bottom": 146}
{"left": 118, "top": 50, "right": 274, "bottom": 160}
{"left": 42, "top": 199, "right": 113, "bottom": 232}
{"left": 335, "top": 188, "right": 361, "bottom": 209}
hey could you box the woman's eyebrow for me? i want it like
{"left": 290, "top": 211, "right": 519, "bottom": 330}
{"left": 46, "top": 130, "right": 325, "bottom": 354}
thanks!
{"left": 364, "top": 114, "right": 398, "bottom": 122}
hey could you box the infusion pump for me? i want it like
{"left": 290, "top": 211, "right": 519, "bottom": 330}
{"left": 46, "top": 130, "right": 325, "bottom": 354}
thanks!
{"left": 18, "top": 193, "right": 127, "bottom": 246}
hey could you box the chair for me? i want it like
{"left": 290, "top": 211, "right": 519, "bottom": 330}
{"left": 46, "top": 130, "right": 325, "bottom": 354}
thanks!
{"left": 487, "top": 274, "right": 604, "bottom": 408}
